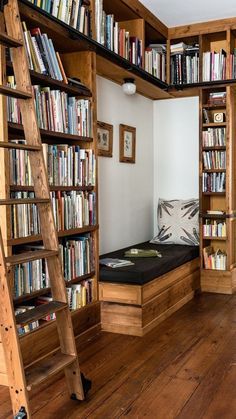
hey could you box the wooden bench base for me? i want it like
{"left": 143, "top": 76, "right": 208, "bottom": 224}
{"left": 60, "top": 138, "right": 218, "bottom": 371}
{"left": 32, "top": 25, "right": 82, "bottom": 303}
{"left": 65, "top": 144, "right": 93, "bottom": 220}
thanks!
{"left": 99, "top": 258, "right": 200, "bottom": 337}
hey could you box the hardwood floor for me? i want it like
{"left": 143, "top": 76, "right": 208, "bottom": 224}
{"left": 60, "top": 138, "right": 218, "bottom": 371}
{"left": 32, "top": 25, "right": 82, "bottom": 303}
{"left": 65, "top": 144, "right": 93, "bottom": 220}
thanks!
{"left": 1, "top": 292, "right": 236, "bottom": 418}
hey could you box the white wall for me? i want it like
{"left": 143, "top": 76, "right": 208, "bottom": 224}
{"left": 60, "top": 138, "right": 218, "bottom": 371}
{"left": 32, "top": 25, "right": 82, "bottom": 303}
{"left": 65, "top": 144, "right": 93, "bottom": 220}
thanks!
{"left": 153, "top": 97, "right": 199, "bottom": 234}
{"left": 97, "top": 76, "right": 154, "bottom": 254}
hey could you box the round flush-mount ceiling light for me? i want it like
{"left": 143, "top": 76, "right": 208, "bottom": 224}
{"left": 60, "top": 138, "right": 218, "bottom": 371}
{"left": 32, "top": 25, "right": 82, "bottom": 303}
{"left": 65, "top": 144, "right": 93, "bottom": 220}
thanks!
{"left": 122, "top": 78, "right": 136, "bottom": 95}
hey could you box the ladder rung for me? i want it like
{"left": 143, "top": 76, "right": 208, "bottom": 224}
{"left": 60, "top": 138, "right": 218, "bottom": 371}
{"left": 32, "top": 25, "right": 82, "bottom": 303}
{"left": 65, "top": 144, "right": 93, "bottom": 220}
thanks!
{"left": 0, "top": 85, "right": 32, "bottom": 99}
{"left": 15, "top": 301, "right": 67, "bottom": 326}
{"left": 0, "top": 198, "right": 50, "bottom": 205}
{"left": 0, "top": 32, "right": 23, "bottom": 48}
{"left": 0, "top": 142, "right": 41, "bottom": 151}
{"left": 25, "top": 350, "right": 77, "bottom": 391}
{"left": 6, "top": 250, "right": 59, "bottom": 266}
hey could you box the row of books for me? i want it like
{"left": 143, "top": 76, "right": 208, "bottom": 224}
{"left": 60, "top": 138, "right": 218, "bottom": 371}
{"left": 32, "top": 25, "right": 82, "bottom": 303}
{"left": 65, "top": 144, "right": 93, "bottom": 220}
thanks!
{"left": 202, "top": 151, "right": 226, "bottom": 170}
{"left": 13, "top": 234, "right": 95, "bottom": 298}
{"left": 170, "top": 42, "right": 199, "bottom": 84}
{"left": 202, "top": 172, "right": 226, "bottom": 193}
{"left": 95, "top": 0, "right": 142, "bottom": 67}
{"left": 23, "top": 22, "right": 66, "bottom": 81}
{"left": 11, "top": 191, "right": 96, "bottom": 238}
{"left": 13, "top": 258, "right": 49, "bottom": 298}
{"left": 202, "top": 50, "right": 226, "bottom": 82}
{"left": 203, "top": 246, "right": 227, "bottom": 270}
{"left": 59, "top": 234, "right": 95, "bottom": 281}
{"left": 145, "top": 45, "right": 166, "bottom": 82}
{"left": 16, "top": 278, "right": 94, "bottom": 336}
{"left": 7, "top": 79, "right": 92, "bottom": 137}
{"left": 229, "top": 50, "right": 236, "bottom": 79}
{"left": 66, "top": 279, "right": 94, "bottom": 311}
{"left": 203, "top": 220, "right": 226, "bottom": 238}
{"left": 202, "top": 128, "right": 226, "bottom": 147}
{"left": 10, "top": 143, "right": 96, "bottom": 187}
{"left": 27, "top": 0, "right": 91, "bottom": 36}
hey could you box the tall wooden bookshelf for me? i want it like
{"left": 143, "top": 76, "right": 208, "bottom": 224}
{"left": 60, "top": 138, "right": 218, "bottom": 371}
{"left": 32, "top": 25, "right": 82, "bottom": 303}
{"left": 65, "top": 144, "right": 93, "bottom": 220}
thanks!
{"left": 199, "top": 85, "right": 236, "bottom": 294}
{"left": 0, "top": 6, "right": 100, "bottom": 369}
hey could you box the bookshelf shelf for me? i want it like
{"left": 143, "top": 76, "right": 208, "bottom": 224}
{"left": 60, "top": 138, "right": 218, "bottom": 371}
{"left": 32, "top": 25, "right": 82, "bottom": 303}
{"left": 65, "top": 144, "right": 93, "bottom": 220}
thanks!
{"left": 7, "top": 62, "right": 92, "bottom": 97}
{"left": 10, "top": 185, "right": 95, "bottom": 192}
{"left": 8, "top": 122, "right": 93, "bottom": 143}
{"left": 202, "top": 192, "right": 226, "bottom": 196}
{"left": 203, "top": 236, "right": 227, "bottom": 241}
{"left": 203, "top": 169, "right": 226, "bottom": 173}
{"left": 13, "top": 271, "right": 96, "bottom": 305}
{"left": 203, "top": 122, "right": 227, "bottom": 128}
{"left": 8, "top": 225, "right": 99, "bottom": 246}
{"left": 202, "top": 146, "right": 226, "bottom": 151}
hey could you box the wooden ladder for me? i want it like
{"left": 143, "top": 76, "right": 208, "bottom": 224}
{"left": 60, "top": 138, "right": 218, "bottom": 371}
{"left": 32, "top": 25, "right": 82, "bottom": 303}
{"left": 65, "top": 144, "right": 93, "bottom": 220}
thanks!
{"left": 0, "top": 0, "right": 91, "bottom": 417}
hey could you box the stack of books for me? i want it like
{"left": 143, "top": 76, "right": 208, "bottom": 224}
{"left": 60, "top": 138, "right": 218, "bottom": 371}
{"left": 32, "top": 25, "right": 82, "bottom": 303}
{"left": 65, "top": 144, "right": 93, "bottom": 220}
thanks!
{"left": 203, "top": 246, "right": 227, "bottom": 270}
{"left": 95, "top": 0, "right": 142, "bottom": 67}
{"left": 10, "top": 143, "right": 96, "bottom": 187}
{"left": 145, "top": 44, "right": 166, "bottom": 81}
{"left": 202, "top": 50, "right": 226, "bottom": 81}
{"left": 203, "top": 220, "right": 226, "bottom": 238}
{"left": 7, "top": 78, "right": 92, "bottom": 137}
{"left": 170, "top": 42, "right": 199, "bottom": 84}
{"left": 66, "top": 278, "right": 94, "bottom": 310}
{"left": 208, "top": 91, "right": 226, "bottom": 105}
{"left": 202, "top": 150, "right": 226, "bottom": 170}
{"left": 202, "top": 128, "right": 226, "bottom": 147}
{"left": 10, "top": 190, "right": 96, "bottom": 238}
{"left": 27, "top": 0, "right": 91, "bottom": 36}
{"left": 202, "top": 172, "right": 226, "bottom": 193}
{"left": 22, "top": 22, "right": 67, "bottom": 82}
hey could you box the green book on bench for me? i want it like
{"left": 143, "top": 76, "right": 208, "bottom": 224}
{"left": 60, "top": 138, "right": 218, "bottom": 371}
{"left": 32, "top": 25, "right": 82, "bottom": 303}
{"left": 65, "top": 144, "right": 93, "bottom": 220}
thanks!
{"left": 124, "top": 248, "right": 162, "bottom": 258}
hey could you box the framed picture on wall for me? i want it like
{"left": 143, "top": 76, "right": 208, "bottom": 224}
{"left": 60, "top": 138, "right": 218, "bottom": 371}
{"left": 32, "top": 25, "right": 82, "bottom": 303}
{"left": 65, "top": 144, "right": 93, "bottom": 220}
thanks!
{"left": 119, "top": 124, "right": 136, "bottom": 164}
{"left": 97, "top": 121, "right": 113, "bottom": 157}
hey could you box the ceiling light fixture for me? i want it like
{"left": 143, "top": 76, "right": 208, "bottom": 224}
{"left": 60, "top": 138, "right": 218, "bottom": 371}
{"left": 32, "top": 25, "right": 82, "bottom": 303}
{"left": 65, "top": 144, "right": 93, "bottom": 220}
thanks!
{"left": 122, "top": 78, "right": 136, "bottom": 96}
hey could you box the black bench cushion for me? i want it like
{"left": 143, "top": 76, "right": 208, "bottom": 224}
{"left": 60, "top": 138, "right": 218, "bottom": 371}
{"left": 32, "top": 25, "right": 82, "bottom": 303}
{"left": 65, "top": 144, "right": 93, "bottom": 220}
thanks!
{"left": 99, "top": 242, "right": 199, "bottom": 285}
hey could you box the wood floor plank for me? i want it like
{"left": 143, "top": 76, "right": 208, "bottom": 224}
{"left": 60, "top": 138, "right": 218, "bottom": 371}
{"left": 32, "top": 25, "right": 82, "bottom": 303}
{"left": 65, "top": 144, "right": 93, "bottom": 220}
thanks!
{"left": 0, "top": 294, "right": 236, "bottom": 419}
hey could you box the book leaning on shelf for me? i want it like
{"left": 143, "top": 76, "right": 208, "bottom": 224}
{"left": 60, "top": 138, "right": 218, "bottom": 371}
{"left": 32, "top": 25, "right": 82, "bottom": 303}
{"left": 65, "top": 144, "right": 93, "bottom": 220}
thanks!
{"left": 22, "top": 22, "right": 68, "bottom": 82}
{"left": 11, "top": 191, "right": 96, "bottom": 238}
{"left": 10, "top": 143, "right": 96, "bottom": 187}
{"left": 27, "top": 0, "right": 91, "bottom": 36}
{"left": 7, "top": 77, "right": 92, "bottom": 137}
{"left": 66, "top": 278, "right": 94, "bottom": 311}
{"left": 203, "top": 246, "right": 227, "bottom": 270}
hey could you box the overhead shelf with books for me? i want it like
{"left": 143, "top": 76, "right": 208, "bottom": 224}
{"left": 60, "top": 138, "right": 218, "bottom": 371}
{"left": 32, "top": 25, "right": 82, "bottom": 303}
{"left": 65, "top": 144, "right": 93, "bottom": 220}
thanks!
{"left": 199, "top": 86, "right": 236, "bottom": 294}
{"left": 19, "top": 0, "right": 171, "bottom": 100}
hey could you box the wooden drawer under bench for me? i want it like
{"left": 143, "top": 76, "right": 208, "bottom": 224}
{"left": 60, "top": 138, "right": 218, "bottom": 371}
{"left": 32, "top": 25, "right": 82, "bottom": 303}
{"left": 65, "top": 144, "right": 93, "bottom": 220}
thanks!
{"left": 99, "top": 258, "right": 200, "bottom": 336}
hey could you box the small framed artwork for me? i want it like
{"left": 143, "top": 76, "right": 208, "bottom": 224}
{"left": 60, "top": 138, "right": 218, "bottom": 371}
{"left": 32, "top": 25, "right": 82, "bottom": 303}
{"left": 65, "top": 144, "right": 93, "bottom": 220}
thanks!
{"left": 119, "top": 124, "right": 136, "bottom": 164}
{"left": 97, "top": 121, "right": 113, "bottom": 157}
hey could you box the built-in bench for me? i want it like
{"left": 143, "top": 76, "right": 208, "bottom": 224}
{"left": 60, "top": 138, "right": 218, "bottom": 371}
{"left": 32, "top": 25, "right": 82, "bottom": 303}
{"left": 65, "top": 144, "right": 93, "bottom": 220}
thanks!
{"left": 99, "top": 242, "right": 200, "bottom": 336}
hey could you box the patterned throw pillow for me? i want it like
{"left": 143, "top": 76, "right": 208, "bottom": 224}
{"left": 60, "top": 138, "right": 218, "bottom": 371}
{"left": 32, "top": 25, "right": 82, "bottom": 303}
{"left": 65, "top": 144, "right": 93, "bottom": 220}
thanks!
{"left": 150, "top": 199, "right": 199, "bottom": 246}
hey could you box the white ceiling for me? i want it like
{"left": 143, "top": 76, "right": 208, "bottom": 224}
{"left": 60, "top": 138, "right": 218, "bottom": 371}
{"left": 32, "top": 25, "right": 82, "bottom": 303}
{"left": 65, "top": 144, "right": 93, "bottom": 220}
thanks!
{"left": 141, "top": 0, "right": 236, "bottom": 27}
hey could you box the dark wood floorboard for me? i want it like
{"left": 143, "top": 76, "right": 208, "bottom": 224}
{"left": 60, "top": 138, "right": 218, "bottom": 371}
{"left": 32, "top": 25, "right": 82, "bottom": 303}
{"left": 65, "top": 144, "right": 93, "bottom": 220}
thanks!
{"left": 1, "top": 293, "right": 236, "bottom": 418}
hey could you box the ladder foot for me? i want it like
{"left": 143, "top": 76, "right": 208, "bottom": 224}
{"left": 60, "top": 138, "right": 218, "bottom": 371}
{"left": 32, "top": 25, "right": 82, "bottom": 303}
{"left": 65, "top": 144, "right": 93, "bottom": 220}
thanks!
{"left": 14, "top": 407, "right": 27, "bottom": 419}
{"left": 71, "top": 373, "right": 92, "bottom": 401}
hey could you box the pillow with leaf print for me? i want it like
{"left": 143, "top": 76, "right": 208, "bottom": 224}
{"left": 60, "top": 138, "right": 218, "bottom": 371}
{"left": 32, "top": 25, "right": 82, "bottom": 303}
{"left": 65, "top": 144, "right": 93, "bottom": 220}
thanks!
{"left": 150, "top": 198, "right": 199, "bottom": 246}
